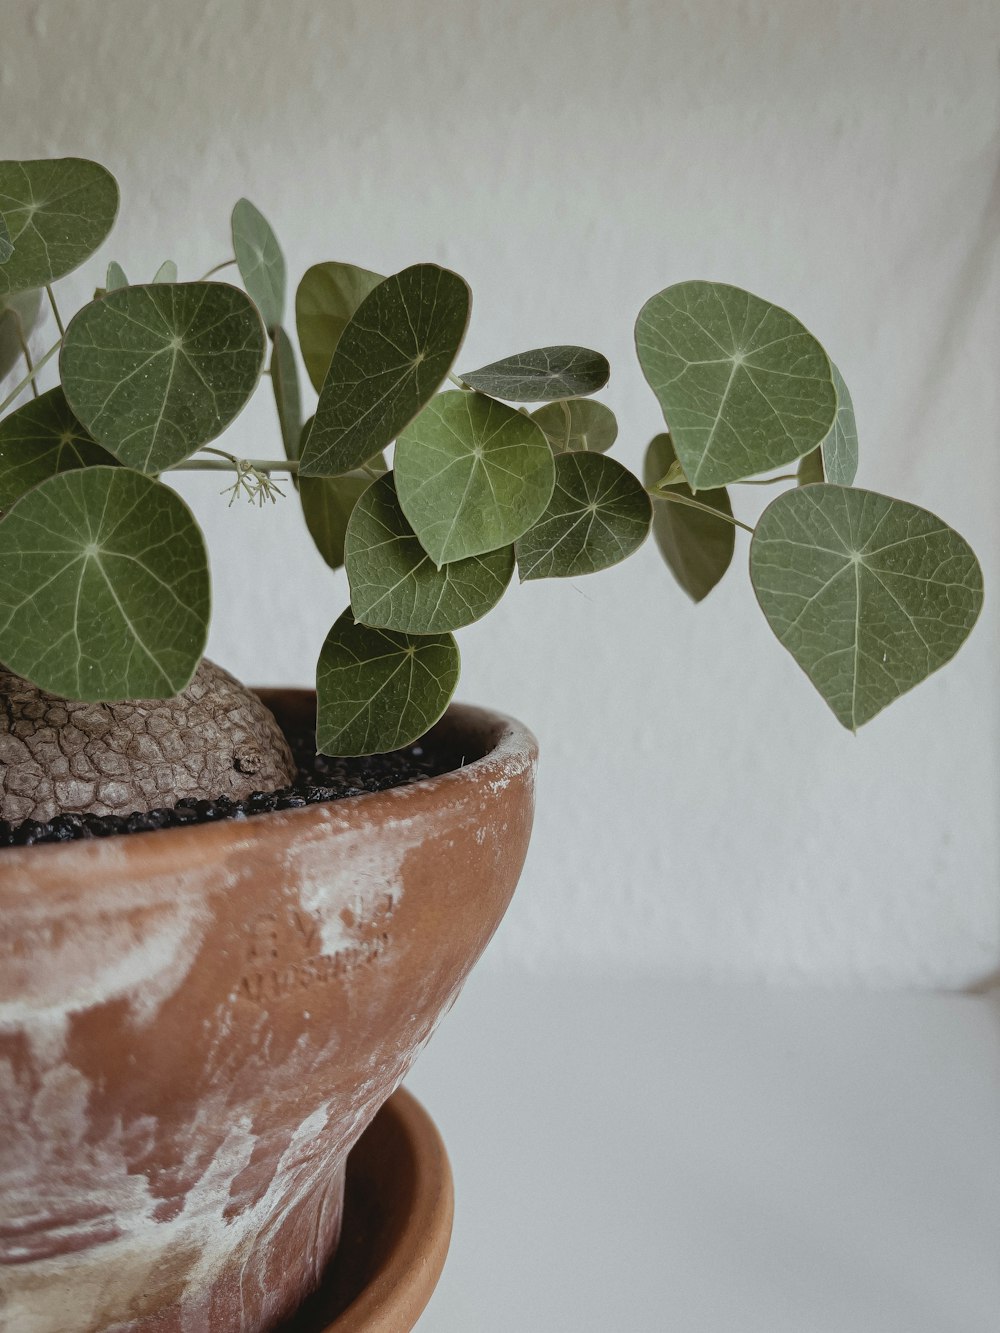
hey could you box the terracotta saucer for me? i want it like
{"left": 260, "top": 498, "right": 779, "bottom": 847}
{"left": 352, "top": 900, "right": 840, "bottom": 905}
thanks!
{"left": 280, "top": 1088, "right": 454, "bottom": 1333}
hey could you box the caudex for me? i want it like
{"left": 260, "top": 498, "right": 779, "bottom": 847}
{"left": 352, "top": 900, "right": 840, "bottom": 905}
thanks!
{"left": 0, "top": 156, "right": 984, "bottom": 772}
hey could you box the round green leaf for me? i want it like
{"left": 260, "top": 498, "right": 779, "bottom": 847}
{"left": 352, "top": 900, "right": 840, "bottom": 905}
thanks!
{"left": 643, "top": 432, "right": 735, "bottom": 602}
{"left": 295, "top": 261, "right": 383, "bottom": 392}
{"left": 271, "top": 326, "right": 302, "bottom": 466}
{"left": 0, "top": 158, "right": 119, "bottom": 295}
{"left": 515, "top": 450, "right": 651, "bottom": 581}
{"left": 60, "top": 282, "right": 266, "bottom": 472}
{"left": 395, "top": 390, "right": 555, "bottom": 566}
{"left": 231, "top": 198, "right": 285, "bottom": 333}
{"left": 0, "top": 466, "right": 209, "bottom": 700}
{"left": 346, "top": 471, "right": 514, "bottom": 633}
{"left": 301, "top": 471, "right": 374, "bottom": 571}
{"left": 0, "top": 288, "right": 43, "bottom": 382}
{"left": 459, "top": 346, "right": 610, "bottom": 402}
{"left": 299, "top": 265, "right": 471, "bottom": 477}
{"left": 0, "top": 386, "right": 115, "bottom": 510}
{"left": 316, "top": 607, "right": 460, "bottom": 756}
{"left": 750, "top": 484, "right": 983, "bottom": 730}
{"left": 105, "top": 261, "right": 129, "bottom": 291}
{"left": 0, "top": 215, "right": 11, "bottom": 265}
{"left": 635, "top": 281, "right": 837, "bottom": 491}
{"left": 152, "top": 259, "right": 177, "bottom": 284}
{"left": 531, "top": 399, "right": 618, "bottom": 454}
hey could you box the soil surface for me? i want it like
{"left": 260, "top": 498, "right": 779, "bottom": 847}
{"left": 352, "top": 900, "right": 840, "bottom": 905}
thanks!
{"left": 0, "top": 725, "right": 452, "bottom": 848}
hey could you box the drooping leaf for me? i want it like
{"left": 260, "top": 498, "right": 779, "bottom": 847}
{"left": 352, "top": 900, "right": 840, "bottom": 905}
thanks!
{"left": 635, "top": 281, "right": 837, "bottom": 491}
{"left": 0, "top": 386, "right": 115, "bottom": 509}
{"left": 271, "top": 326, "right": 301, "bottom": 468}
{"left": 231, "top": 198, "right": 285, "bottom": 334}
{"left": 797, "top": 446, "right": 825, "bottom": 486}
{"left": 531, "top": 399, "right": 618, "bottom": 454}
{"left": 0, "top": 158, "right": 119, "bottom": 295}
{"left": 152, "top": 260, "right": 177, "bottom": 284}
{"left": 316, "top": 607, "right": 460, "bottom": 756}
{"left": 643, "top": 432, "right": 735, "bottom": 602}
{"left": 796, "top": 363, "right": 859, "bottom": 487}
{"left": 300, "top": 466, "right": 382, "bottom": 571}
{"left": 299, "top": 264, "right": 471, "bottom": 477}
{"left": 394, "top": 389, "right": 555, "bottom": 566}
{"left": 0, "top": 215, "right": 11, "bottom": 264}
{"left": 0, "top": 288, "right": 43, "bottom": 382}
{"left": 750, "top": 484, "right": 983, "bottom": 730}
{"left": 515, "top": 450, "right": 650, "bottom": 581}
{"left": 459, "top": 345, "right": 610, "bottom": 402}
{"left": 0, "top": 465, "right": 209, "bottom": 700}
{"left": 346, "top": 471, "right": 514, "bottom": 632}
{"left": 105, "top": 261, "right": 129, "bottom": 291}
{"left": 60, "top": 282, "right": 266, "bottom": 472}
{"left": 295, "top": 261, "right": 383, "bottom": 392}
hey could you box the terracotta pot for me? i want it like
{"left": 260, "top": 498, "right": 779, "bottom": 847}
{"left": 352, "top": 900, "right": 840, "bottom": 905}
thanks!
{"left": 0, "top": 695, "right": 536, "bottom": 1333}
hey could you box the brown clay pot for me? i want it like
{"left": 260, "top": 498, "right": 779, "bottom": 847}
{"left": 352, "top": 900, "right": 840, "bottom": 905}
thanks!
{"left": 0, "top": 695, "right": 536, "bottom": 1333}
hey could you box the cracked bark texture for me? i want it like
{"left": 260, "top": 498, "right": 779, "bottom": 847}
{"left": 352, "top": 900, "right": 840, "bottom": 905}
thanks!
{"left": 0, "top": 659, "right": 296, "bottom": 822}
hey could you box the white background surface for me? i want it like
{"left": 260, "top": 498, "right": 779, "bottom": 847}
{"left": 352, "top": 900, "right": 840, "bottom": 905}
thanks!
{"left": 4, "top": 0, "right": 999, "bottom": 987}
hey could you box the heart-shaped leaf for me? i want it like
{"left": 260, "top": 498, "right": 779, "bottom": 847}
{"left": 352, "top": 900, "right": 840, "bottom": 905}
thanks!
{"left": 0, "top": 288, "right": 43, "bottom": 382}
{"left": 295, "top": 261, "right": 383, "bottom": 392}
{"left": 232, "top": 198, "right": 285, "bottom": 334}
{"left": 0, "top": 386, "right": 115, "bottom": 509}
{"left": 299, "top": 264, "right": 471, "bottom": 477}
{"left": 750, "top": 484, "right": 983, "bottom": 729}
{"left": 798, "top": 361, "right": 858, "bottom": 487}
{"left": 316, "top": 607, "right": 460, "bottom": 756}
{"left": 271, "top": 326, "right": 301, "bottom": 469}
{"left": 346, "top": 471, "right": 514, "bottom": 632}
{"left": 60, "top": 282, "right": 266, "bottom": 472}
{"left": 531, "top": 399, "right": 618, "bottom": 454}
{"left": 635, "top": 281, "right": 837, "bottom": 491}
{"left": 0, "top": 158, "right": 119, "bottom": 295}
{"left": 105, "top": 261, "right": 129, "bottom": 291}
{"left": 459, "top": 346, "right": 610, "bottom": 402}
{"left": 0, "top": 215, "right": 11, "bottom": 265}
{"left": 515, "top": 450, "right": 651, "bottom": 581}
{"left": 152, "top": 260, "right": 177, "bottom": 284}
{"left": 643, "top": 432, "right": 735, "bottom": 602}
{"left": 394, "top": 390, "right": 555, "bottom": 566}
{"left": 0, "top": 465, "right": 209, "bottom": 700}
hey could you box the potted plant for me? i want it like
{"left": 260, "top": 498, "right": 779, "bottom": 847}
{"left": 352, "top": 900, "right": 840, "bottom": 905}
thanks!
{"left": 0, "top": 157, "right": 984, "bottom": 1332}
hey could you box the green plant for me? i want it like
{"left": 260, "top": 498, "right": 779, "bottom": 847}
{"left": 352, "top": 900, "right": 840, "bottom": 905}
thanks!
{"left": 0, "top": 157, "right": 984, "bottom": 753}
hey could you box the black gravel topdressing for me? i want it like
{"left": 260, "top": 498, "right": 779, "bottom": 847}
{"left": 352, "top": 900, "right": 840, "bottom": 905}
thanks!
{"left": 0, "top": 726, "right": 453, "bottom": 849}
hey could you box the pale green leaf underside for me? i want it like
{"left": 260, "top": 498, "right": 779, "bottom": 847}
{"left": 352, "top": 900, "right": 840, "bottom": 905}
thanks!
{"left": 300, "top": 264, "right": 471, "bottom": 478}
{"left": 347, "top": 471, "right": 514, "bottom": 632}
{"left": 459, "top": 345, "right": 610, "bottom": 402}
{"left": 0, "top": 158, "right": 119, "bottom": 295}
{"left": 531, "top": 399, "right": 618, "bottom": 454}
{"left": 643, "top": 432, "right": 735, "bottom": 602}
{"left": 0, "top": 288, "right": 43, "bottom": 382}
{"left": 316, "top": 607, "right": 460, "bottom": 755}
{"left": 152, "top": 260, "right": 177, "bottom": 284}
{"left": 821, "top": 362, "right": 858, "bottom": 485}
{"left": 635, "top": 280, "right": 837, "bottom": 491}
{"left": 271, "top": 326, "right": 302, "bottom": 466}
{"left": 0, "top": 215, "right": 11, "bottom": 264}
{"left": 0, "top": 465, "right": 209, "bottom": 700}
{"left": 232, "top": 198, "right": 285, "bottom": 333}
{"left": 60, "top": 281, "right": 265, "bottom": 472}
{"left": 295, "top": 260, "right": 383, "bottom": 393}
{"left": 300, "top": 469, "right": 376, "bottom": 571}
{"left": 105, "top": 261, "right": 128, "bottom": 291}
{"left": 0, "top": 386, "right": 115, "bottom": 510}
{"left": 516, "top": 450, "right": 650, "bottom": 581}
{"left": 750, "top": 484, "right": 983, "bottom": 730}
{"left": 394, "top": 390, "right": 555, "bottom": 566}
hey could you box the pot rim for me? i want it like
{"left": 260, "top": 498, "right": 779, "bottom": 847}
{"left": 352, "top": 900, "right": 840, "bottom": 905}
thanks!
{"left": 0, "top": 697, "right": 537, "bottom": 877}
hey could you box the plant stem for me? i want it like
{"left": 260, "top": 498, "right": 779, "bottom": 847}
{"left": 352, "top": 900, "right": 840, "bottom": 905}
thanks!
{"left": 170, "top": 456, "right": 298, "bottom": 475}
{"left": 735, "top": 473, "right": 798, "bottom": 485}
{"left": 201, "top": 258, "right": 237, "bottom": 280}
{"left": 16, "top": 322, "right": 39, "bottom": 398}
{"left": 45, "top": 285, "right": 66, "bottom": 338}
{"left": 447, "top": 372, "right": 468, "bottom": 390}
{"left": 648, "top": 487, "right": 755, "bottom": 535}
{"left": 0, "top": 339, "right": 61, "bottom": 414}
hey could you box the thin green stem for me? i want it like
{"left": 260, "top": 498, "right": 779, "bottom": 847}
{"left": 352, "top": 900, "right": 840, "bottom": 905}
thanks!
{"left": 170, "top": 454, "right": 298, "bottom": 475}
{"left": 0, "top": 339, "right": 61, "bottom": 415}
{"left": 447, "top": 372, "right": 469, "bottom": 390}
{"left": 200, "top": 257, "right": 237, "bottom": 280}
{"left": 735, "top": 473, "right": 798, "bottom": 485}
{"left": 648, "top": 487, "right": 754, "bottom": 535}
{"left": 45, "top": 284, "right": 65, "bottom": 338}
{"left": 16, "top": 322, "right": 39, "bottom": 398}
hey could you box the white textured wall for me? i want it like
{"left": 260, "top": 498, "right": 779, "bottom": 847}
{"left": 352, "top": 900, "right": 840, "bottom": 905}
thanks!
{"left": 5, "top": 0, "right": 998, "bottom": 987}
